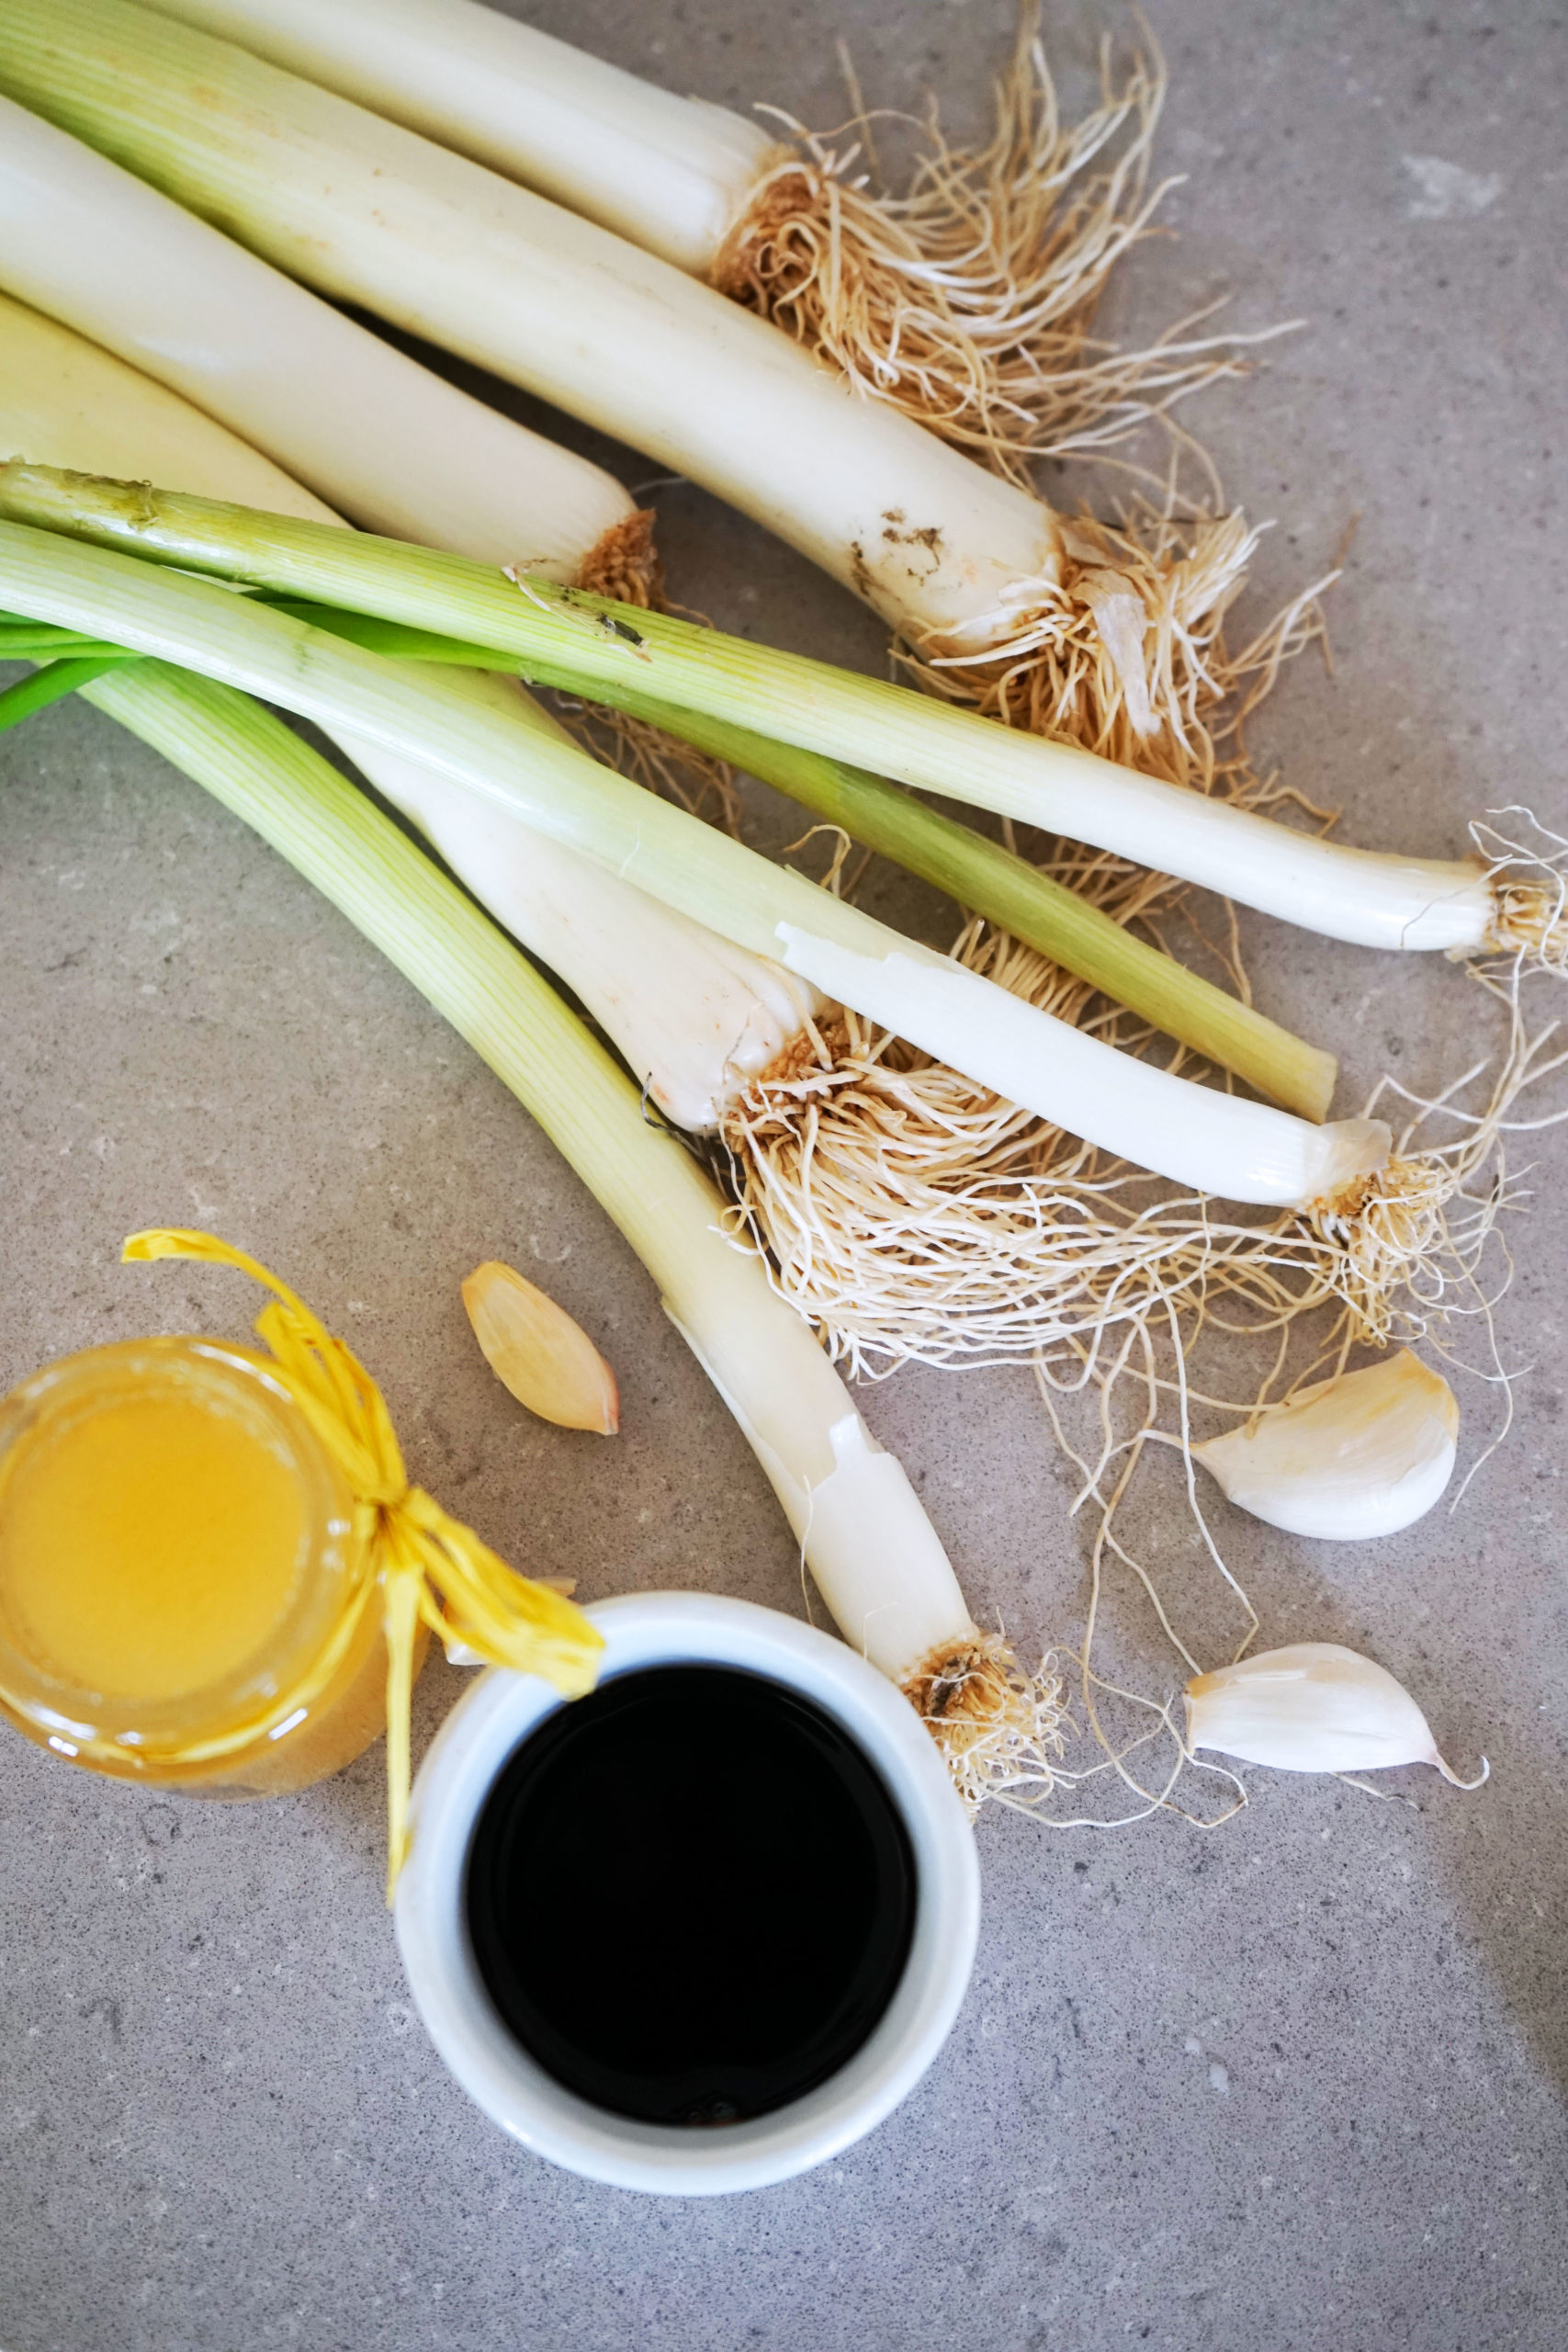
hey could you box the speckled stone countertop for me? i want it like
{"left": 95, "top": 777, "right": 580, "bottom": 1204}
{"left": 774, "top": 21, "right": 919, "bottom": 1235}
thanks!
{"left": 2, "top": 4, "right": 1565, "bottom": 2346}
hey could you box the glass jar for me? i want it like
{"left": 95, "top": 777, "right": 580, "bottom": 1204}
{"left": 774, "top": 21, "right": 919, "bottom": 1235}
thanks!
{"left": 0, "top": 1334, "right": 411, "bottom": 1795}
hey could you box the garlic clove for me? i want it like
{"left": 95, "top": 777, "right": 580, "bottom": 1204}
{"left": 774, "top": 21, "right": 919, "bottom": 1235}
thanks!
{"left": 1190, "top": 1350, "right": 1458, "bottom": 1541}
{"left": 462, "top": 1260, "right": 619, "bottom": 1434}
{"left": 1185, "top": 1642, "right": 1484, "bottom": 1784}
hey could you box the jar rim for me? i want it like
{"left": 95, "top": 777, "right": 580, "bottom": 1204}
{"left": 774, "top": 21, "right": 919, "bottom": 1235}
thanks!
{"left": 0, "top": 1333, "right": 361, "bottom": 1756}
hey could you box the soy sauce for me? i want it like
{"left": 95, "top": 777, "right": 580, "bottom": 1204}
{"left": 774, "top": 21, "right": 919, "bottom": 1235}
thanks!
{"left": 466, "top": 1664, "right": 917, "bottom": 2126}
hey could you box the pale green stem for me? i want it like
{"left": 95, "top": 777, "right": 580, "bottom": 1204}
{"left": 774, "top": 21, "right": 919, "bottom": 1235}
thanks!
{"left": 0, "top": 511, "right": 1388, "bottom": 1206}
{"left": 0, "top": 465, "right": 1495, "bottom": 958}
{"left": 80, "top": 659, "right": 984, "bottom": 1686}
{"left": 261, "top": 598, "right": 1335, "bottom": 1119}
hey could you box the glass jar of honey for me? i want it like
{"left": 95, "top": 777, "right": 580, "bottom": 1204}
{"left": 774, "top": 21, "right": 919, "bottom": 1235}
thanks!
{"left": 0, "top": 1333, "right": 405, "bottom": 1795}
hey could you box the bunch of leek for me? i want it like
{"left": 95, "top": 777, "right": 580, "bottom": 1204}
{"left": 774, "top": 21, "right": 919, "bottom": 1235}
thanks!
{"left": 145, "top": 0, "right": 1255, "bottom": 469}
{"left": 0, "top": 507, "right": 1394, "bottom": 1214}
{"left": 53, "top": 653, "right": 1065, "bottom": 1808}
{"left": 0, "top": 0, "right": 1311, "bottom": 759}
{"left": 0, "top": 299, "right": 1327, "bottom": 1126}
{"left": 3, "top": 310, "right": 1402, "bottom": 1464}
{"left": 3, "top": 464, "right": 1538, "bottom": 972}
{"left": 3, "top": 469, "right": 1549, "bottom": 1390}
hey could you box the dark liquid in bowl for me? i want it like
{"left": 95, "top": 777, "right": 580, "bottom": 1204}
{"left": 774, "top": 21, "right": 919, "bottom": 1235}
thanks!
{"left": 466, "top": 1663, "right": 917, "bottom": 2126}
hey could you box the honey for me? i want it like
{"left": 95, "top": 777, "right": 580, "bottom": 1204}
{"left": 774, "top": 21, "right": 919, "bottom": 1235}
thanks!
{"left": 0, "top": 1228, "right": 599, "bottom": 1887}
{"left": 0, "top": 1335, "right": 393, "bottom": 1794}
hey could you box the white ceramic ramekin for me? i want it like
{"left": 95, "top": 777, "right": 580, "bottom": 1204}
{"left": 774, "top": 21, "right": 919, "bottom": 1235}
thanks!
{"left": 394, "top": 1590, "right": 979, "bottom": 2197}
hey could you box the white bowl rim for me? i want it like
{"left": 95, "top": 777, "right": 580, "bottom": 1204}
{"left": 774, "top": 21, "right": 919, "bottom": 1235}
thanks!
{"left": 394, "top": 1590, "right": 980, "bottom": 2197}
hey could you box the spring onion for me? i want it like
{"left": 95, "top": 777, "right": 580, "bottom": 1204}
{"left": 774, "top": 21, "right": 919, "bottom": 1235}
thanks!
{"left": 69, "top": 654, "right": 1063, "bottom": 1804}
{"left": 6, "top": 465, "right": 1541, "bottom": 970}
{"left": 0, "top": 296, "right": 1355, "bottom": 1463}
{"left": 0, "top": 96, "right": 655, "bottom": 595}
{"left": 2, "top": 275, "right": 1341, "bottom": 1128}
{"left": 0, "top": 0, "right": 1179, "bottom": 696}
{"left": 0, "top": 293, "right": 827, "bottom": 1134}
{"left": 152, "top": 0, "right": 778, "bottom": 277}
{"left": 248, "top": 595, "right": 1337, "bottom": 1118}
{"left": 6, "top": 446, "right": 1526, "bottom": 1397}
{"left": 142, "top": 0, "right": 1227, "bottom": 468}
{"left": 0, "top": 512, "right": 1392, "bottom": 1209}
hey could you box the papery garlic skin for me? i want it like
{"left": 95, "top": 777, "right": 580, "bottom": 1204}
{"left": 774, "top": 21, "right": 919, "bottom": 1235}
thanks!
{"left": 1185, "top": 1643, "right": 1461, "bottom": 1777}
{"left": 1191, "top": 1351, "right": 1458, "bottom": 1541}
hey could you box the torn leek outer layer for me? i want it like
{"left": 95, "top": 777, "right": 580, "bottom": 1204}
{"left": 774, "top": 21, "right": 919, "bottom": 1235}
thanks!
{"left": 76, "top": 662, "right": 1056, "bottom": 1809}
{"left": 0, "top": 293, "right": 818, "bottom": 1136}
{"left": 0, "top": 512, "right": 1388, "bottom": 1210}
{"left": 0, "top": 96, "right": 656, "bottom": 595}
{"left": 118, "top": 1230, "right": 602, "bottom": 1899}
{"left": 0, "top": 466, "right": 1515, "bottom": 967}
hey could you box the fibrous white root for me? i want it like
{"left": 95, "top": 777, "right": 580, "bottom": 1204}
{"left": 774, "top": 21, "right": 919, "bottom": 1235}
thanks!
{"left": 715, "top": 6, "right": 1283, "bottom": 479}
{"left": 902, "top": 1631, "right": 1067, "bottom": 1815}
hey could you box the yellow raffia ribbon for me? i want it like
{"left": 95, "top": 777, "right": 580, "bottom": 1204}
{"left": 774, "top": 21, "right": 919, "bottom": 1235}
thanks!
{"left": 122, "top": 1229, "right": 604, "bottom": 1899}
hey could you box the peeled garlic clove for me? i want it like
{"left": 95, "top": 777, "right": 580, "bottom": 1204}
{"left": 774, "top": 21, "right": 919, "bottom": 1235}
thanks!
{"left": 1190, "top": 1350, "right": 1458, "bottom": 1540}
{"left": 1186, "top": 1643, "right": 1484, "bottom": 1785}
{"left": 462, "top": 1260, "right": 619, "bottom": 1434}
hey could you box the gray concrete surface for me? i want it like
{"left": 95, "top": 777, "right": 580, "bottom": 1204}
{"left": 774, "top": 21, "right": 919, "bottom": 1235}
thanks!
{"left": 2, "top": 2, "right": 1565, "bottom": 2346}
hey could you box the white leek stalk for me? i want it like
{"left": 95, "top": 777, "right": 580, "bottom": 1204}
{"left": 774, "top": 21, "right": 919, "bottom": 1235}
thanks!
{"left": 0, "top": 462, "right": 1506, "bottom": 964}
{"left": 0, "top": 289, "right": 342, "bottom": 528}
{"left": 0, "top": 515, "right": 1391, "bottom": 1210}
{"left": 147, "top": 0, "right": 776, "bottom": 276}
{"left": 6, "top": 303, "right": 1324, "bottom": 1148}
{"left": 1, "top": 292, "right": 1327, "bottom": 1114}
{"left": 0, "top": 292, "right": 816, "bottom": 1132}
{"left": 145, "top": 0, "right": 1218, "bottom": 489}
{"left": 1191, "top": 1351, "right": 1459, "bottom": 1541}
{"left": 1185, "top": 1644, "right": 1484, "bottom": 1785}
{"left": 78, "top": 657, "right": 1057, "bottom": 1801}
{"left": 0, "top": 0, "right": 1064, "bottom": 652}
{"left": 0, "top": 96, "right": 651, "bottom": 591}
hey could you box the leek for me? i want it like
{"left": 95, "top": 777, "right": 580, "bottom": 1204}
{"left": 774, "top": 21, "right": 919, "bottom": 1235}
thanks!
{"left": 0, "top": 513, "right": 1391, "bottom": 1210}
{"left": 74, "top": 655, "right": 1063, "bottom": 1803}
{"left": 0, "top": 0, "right": 1112, "bottom": 657}
{"left": 0, "top": 652, "right": 131, "bottom": 728}
{"left": 0, "top": 0, "right": 1356, "bottom": 792}
{"left": 252, "top": 596, "right": 1336, "bottom": 1119}
{"left": 0, "top": 296, "right": 815, "bottom": 1133}
{"left": 144, "top": 0, "right": 1258, "bottom": 466}
{"left": 147, "top": 0, "right": 784, "bottom": 278}
{"left": 0, "top": 296, "right": 1332, "bottom": 1200}
{"left": 2, "top": 466, "right": 1528, "bottom": 968}
{"left": 0, "top": 98, "right": 654, "bottom": 594}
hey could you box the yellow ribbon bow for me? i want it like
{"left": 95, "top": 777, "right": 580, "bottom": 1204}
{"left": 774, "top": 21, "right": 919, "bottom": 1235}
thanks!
{"left": 123, "top": 1229, "right": 604, "bottom": 1898}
